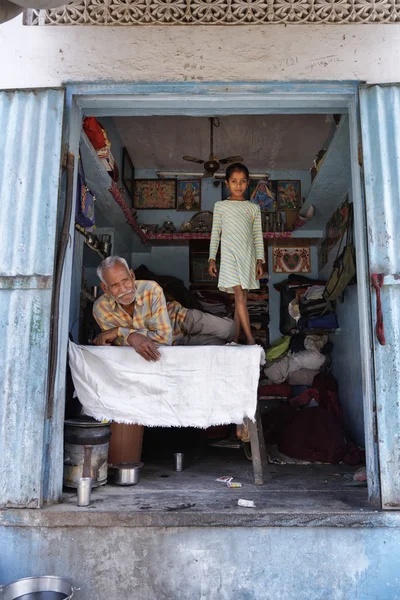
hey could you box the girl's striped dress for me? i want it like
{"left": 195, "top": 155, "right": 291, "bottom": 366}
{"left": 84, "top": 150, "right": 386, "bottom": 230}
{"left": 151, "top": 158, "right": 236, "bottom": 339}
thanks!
{"left": 209, "top": 200, "right": 264, "bottom": 294}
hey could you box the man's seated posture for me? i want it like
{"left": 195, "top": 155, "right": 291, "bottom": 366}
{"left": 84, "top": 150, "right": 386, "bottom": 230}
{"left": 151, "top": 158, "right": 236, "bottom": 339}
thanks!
{"left": 93, "top": 256, "right": 236, "bottom": 361}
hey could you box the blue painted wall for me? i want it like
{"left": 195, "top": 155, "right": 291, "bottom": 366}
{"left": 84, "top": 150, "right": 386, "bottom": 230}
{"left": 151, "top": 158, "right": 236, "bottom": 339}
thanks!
{"left": 95, "top": 117, "right": 133, "bottom": 260}
{"left": 319, "top": 193, "right": 364, "bottom": 447}
{"left": 1, "top": 525, "right": 400, "bottom": 599}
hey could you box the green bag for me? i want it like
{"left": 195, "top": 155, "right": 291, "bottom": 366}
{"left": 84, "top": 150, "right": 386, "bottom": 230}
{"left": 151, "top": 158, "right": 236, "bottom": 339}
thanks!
{"left": 323, "top": 204, "right": 356, "bottom": 303}
{"left": 265, "top": 335, "right": 291, "bottom": 361}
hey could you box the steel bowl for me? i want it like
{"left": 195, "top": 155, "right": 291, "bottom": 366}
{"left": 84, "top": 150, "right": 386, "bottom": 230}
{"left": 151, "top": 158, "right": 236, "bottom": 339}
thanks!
{"left": 0, "top": 575, "right": 75, "bottom": 600}
{"left": 113, "top": 462, "right": 143, "bottom": 486}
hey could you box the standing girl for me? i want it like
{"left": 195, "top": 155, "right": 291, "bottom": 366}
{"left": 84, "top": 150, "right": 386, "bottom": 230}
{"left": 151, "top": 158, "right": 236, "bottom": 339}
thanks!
{"left": 208, "top": 163, "right": 265, "bottom": 345}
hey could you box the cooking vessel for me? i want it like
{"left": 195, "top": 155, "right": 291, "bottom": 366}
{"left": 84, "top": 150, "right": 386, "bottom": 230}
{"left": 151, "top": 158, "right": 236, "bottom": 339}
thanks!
{"left": 64, "top": 417, "right": 111, "bottom": 446}
{"left": 0, "top": 576, "right": 75, "bottom": 600}
{"left": 113, "top": 462, "right": 143, "bottom": 486}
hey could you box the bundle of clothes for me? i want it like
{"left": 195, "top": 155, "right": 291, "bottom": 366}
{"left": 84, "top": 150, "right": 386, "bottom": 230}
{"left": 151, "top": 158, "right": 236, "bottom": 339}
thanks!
{"left": 263, "top": 332, "right": 332, "bottom": 387}
{"left": 192, "top": 288, "right": 230, "bottom": 318}
{"left": 275, "top": 274, "right": 339, "bottom": 335}
{"left": 259, "top": 332, "right": 365, "bottom": 466}
{"left": 192, "top": 286, "right": 270, "bottom": 346}
{"left": 246, "top": 287, "right": 269, "bottom": 346}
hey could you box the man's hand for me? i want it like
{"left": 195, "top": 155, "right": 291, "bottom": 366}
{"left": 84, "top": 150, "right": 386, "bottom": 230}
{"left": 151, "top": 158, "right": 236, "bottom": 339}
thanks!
{"left": 256, "top": 260, "right": 264, "bottom": 280}
{"left": 93, "top": 327, "right": 119, "bottom": 346}
{"left": 127, "top": 332, "right": 161, "bottom": 362}
{"left": 208, "top": 259, "right": 218, "bottom": 278}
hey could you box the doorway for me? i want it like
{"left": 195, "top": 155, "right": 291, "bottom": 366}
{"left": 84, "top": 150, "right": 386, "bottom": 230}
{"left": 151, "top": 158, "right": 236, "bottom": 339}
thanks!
{"left": 57, "top": 82, "right": 378, "bottom": 514}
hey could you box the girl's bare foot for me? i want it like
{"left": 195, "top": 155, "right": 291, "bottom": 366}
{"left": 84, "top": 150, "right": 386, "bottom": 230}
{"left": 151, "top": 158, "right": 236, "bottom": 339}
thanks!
{"left": 233, "top": 336, "right": 240, "bottom": 344}
{"left": 247, "top": 337, "right": 256, "bottom": 345}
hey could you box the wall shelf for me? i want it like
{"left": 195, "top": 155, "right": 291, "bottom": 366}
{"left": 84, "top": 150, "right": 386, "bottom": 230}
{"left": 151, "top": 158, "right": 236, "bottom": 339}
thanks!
{"left": 80, "top": 132, "right": 148, "bottom": 250}
{"left": 146, "top": 230, "right": 323, "bottom": 243}
{"left": 75, "top": 224, "right": 106, "bottom": 259}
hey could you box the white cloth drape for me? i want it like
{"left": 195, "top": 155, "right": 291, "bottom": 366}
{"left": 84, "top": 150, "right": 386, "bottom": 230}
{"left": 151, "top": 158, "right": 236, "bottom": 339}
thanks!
{"left": 68, "top": 342, "right": 263, "bottom": 428}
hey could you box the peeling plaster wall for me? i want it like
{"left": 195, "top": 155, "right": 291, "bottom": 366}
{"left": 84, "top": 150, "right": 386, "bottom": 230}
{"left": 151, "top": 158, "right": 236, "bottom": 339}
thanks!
{"left": 1, "top": 18, "right": 400, "bottom": 88}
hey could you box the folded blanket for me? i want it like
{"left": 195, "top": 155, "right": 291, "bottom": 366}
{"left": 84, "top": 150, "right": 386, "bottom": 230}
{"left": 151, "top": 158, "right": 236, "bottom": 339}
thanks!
{"left": 68, "top": 342, "right": 264, "bottom": 428}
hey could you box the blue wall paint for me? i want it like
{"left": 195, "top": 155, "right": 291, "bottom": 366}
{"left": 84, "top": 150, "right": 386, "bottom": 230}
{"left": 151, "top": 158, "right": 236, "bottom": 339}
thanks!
{"left": 319, "top": 193, "right": 364, "bottom": 447}
{"left": 94, "top": 117, "right": 133, "bottom": 259}
{"left": 0, "top": 90, "right": 65, "bottom": 507}
{"left": 1, "top": 525, "right": 400, "bottom": 599}
{"left": 333, "top": 286, "right": 365, "bottom": 446}
{"left": 360, "top": 85, "right": 400, "bottom": 509}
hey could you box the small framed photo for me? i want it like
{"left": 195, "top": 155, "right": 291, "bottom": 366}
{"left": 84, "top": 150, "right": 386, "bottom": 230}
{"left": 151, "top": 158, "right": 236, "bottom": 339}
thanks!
{"left": 277, "top": 180, "right": 301, "bottom": 210}
{"left": 133, "top": 179, "right": 177, "bottom": 210}
{"left": 177, "top": 180, "right": 201, "bottom": 211}
{"left": 121, "top": 147, "right": 135, "bottom": 206}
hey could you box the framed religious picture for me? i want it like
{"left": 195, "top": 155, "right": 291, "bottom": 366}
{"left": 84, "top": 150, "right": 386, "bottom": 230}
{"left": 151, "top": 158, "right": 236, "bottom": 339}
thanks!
{"left": 133, "top": 179, "right": 176, "bottom": 209}
{"left": 277, "top": 180, "right": 301, "bottom": 210}
{"left": 249, "top": 179, "right": 277, "bottom": 212}
{"left": 272, "top": 246, "right": 311, "bottom": 274}
{"left": 177, "top": 180, "right": 201, "bottom": 211}
{"left": 121, "top": 147, "right": 135, "bottom": 206}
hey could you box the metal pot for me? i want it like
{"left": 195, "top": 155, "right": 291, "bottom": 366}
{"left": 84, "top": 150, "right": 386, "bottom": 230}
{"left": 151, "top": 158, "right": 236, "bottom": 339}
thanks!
{"left": 113, "top": 462, "right": 143, "bottom": 486}
{"left": 63, "top": 417, "right": 111, "bottom": 489}
{"left": 0, "top": 576, "right": 75, "bottom": 600}
{"left": 64, "top": 417, "right": 111, "bottom": 446}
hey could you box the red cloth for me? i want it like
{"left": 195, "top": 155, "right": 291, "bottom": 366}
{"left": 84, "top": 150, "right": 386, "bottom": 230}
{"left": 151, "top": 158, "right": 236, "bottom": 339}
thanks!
{"left": 83, "top": 117, "right": 107, "bottom": 150}
{"left": 371, "top": 273, "right": 386, "bottom": 346}
{"left": 279, "top": 407, "right": 365, "bottom": 465}
{"left": 258, "top": 383, "right": 293, "bottom": 398}
{"left": 289, "top": 373, "right": 342, "bottom": 423}
{"left": 263, "top": 405, "right": 365, "bottom": 465}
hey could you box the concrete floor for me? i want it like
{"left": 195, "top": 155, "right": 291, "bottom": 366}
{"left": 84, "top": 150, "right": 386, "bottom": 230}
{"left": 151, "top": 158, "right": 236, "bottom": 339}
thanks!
{"left": 0, "top": 451, "right": 378, "bottom": 528}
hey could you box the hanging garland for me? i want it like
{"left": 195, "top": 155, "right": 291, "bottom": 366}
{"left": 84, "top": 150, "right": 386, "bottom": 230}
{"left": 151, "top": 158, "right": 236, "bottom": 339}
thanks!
{"left": 108, "top": 181, "right": 150, "bottom": 245}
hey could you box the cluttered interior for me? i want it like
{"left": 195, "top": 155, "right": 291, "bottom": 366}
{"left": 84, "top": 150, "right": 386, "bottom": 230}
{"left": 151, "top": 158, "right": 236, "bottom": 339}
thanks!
{"left": 64, "top": 112, "right": 368, "bottom": 511}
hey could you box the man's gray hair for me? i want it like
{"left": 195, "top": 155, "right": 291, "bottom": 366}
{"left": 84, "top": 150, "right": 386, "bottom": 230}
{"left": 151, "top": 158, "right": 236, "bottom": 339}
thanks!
{"left": 97, "top": 256, "right": 130, "bottom": 283}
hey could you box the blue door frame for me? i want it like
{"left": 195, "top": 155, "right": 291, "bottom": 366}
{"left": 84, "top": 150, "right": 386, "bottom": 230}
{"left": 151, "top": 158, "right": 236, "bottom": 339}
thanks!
{"left": 47, "top": 81, "right": 379, "bottom": 505}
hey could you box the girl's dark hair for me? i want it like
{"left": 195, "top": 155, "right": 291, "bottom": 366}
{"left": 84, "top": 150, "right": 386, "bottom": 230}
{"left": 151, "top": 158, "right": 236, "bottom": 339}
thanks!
{"left": 225, "top": 163, "right": 250, "bottom": 181}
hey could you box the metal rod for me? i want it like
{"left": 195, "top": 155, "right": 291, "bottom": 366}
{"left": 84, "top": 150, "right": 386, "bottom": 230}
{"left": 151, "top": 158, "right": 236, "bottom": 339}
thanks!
{"left": 209, "top": 116, "right": 214, "bottom": 159}
{"left": 157, "top": 171, "right": 270, "bottom": 180}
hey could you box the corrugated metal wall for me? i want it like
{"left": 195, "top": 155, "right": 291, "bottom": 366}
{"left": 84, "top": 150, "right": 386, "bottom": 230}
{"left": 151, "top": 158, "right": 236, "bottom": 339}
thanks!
{"left": 0, "top": 89, "right": 64, "bottom": 507}
{"left": 360, "top": 85, "right": 400, "bottom": 509}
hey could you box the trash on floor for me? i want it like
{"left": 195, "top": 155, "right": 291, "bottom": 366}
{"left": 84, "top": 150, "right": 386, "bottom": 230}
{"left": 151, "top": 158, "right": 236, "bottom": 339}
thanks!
{"left": 238, "top": 499, "right": 256, "bottom": 508}
{"left": 227, "top": 481, "right": 243, "bottom": 488}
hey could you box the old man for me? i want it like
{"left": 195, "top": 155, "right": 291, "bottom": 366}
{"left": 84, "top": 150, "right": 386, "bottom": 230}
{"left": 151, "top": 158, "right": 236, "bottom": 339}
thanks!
{"left": 93, "top": 256, "right": 236, "bottom": 361}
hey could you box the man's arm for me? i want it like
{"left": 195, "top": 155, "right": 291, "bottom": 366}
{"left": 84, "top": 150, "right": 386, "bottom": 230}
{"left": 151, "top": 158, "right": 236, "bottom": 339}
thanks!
{"left": 144, "top": 284, "right": 173, "bottom": 346}
{"left": 93, "top": 304, "right": 129, "bottom": 346}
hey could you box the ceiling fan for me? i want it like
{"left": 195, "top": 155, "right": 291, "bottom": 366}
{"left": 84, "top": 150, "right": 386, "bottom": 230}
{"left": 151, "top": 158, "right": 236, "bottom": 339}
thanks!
{"left": 183, "top": 117, "right": 243, "bottom": 178}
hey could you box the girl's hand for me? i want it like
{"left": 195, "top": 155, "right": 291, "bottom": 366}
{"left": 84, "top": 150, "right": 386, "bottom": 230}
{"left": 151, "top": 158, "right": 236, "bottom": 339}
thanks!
{"left": 208, "top": 259, "right": 218, "bottom": 278}
{"left": 256, "top": 260, "right": 264, "bottom": 280}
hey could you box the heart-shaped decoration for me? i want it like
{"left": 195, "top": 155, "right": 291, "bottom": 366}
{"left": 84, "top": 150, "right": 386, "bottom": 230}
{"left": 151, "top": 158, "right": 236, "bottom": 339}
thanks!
{"left": 283, "top": 252, "right": 301, "bottom": 270}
